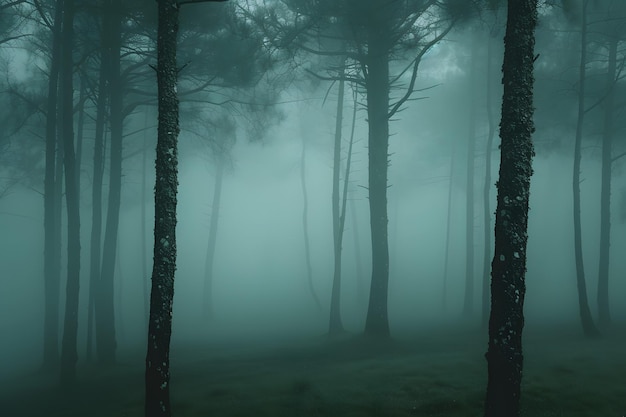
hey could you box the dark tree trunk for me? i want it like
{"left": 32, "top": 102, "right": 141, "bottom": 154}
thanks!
{"left": 463, "top": 40, "right": 477, "bottom": 316}
{"left": 484, "top": 1, "right": 537, "bottom": 416}
{"left": 300, "top": 139, "right": 322, "bottom": 311}
{"left": 573, "top": 0, "right": 600, "bottom": 337}
{"left": 59, "top": 0, "right": 80, "bottom": 386}
{"left": 42, "top": 0, "right": 63, "bottom": 372}
{"left": 96, "top": 0, "right": 123, "bottom": 365}
{"left": 329, "top": 69, "right": 346, "bottom": 335}
{"left": 87, "top": 7, "right": 110, "bottom": 360}
{"left": 145, "top": 0, "right": 180, "bottom": 415}
{"left": 202, "top": 157, "right": 224, "bottom": 320}
{"left": 364, "top": 33, "right": 390, "bottom": 338}
{"left": 597, "top": 37, "right": 617, "bottom": 325}
{"left": 482, "top": 35, "right": 497, "bottom": 328}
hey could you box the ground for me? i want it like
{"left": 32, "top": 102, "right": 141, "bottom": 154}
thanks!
{"left": 2, "top": 322, "right": 625, "bottom": 417}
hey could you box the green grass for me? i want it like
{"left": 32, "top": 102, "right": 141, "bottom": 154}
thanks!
{"left": 3, "top": 324, "right": 625, "bottom": 417}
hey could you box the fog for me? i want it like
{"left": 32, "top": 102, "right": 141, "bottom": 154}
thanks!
{"left": 1, "top": 3, "right": 626, "bottom": 415}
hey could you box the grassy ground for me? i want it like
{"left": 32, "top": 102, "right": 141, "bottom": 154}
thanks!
{"left": 2, "top": 323, "right": 625, "bottom": 417}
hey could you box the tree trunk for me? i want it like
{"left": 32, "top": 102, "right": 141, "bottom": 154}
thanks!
{"left": 463, "top": 39, "right": 477, "bottom": 316}
{"left": 329, "top": 68, "right": 346, "bottom": 335}
{"left": 364, "top": 33, "right": 391, "bottom": 338}
{"left": 145, "top": 0, "right": 180, "bottom": 415}
{"left": 42, "top": 0, "right": 63, "bottom": 372}
{"left": 59, "top": 0, "right": 80, "bottom": 386}
{"left": 597, "top": 37, "right": 616, "bottom": 325}
{"left": 202, "top": 157, "right": 224, "bottom": 320}
{"left": 142, "top": 133, "right": 149, "bottom": 328}
{"left": 97, "top": 0, "right": 123, "bottom": 365}
{"left": 484, "top": 1, "right": 537, "bottom": 416}
{"left": 442, "top": 151, "right": 454, "bottom": 311}
{"left": 300, "top": 139, "right": 321, "bottom": 311}
{"left": 572, "top": 0, "right": 599, "bottom": 337}
{"left": 87, "top": 9, "right": 110, "bottom": 360}
{"left": 482, "top": 34, "right": 496, "bottom": 328}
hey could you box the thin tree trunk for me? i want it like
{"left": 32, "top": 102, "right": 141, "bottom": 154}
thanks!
{"left": 97, "top": 0, "right": 123, "bottom": 364}
{"left": 141, "top": 133, "right": 149, "bottom": 328}
{"left": 87, "top": 17, "right": 109, "bottom": 359}
{"left": 145, "top": 0, "right": 180, "bottom": 414}
{"left": 442, "top": 151, "right": 454, "bottom": 311}
{"left": 329, "top": 67, "right": 346, "bottom": 335}
{"left": 484, "top": 1, "right": 537, "bottom": 416}
{"left": 597, "top": 37, "right": 616, "bottom": 325}
{"left": 482, "top": 35, "right": 496, "bottom": 328}
{"left": 364, "top": 32, "right": 391, "bottom": 338}
{"left": 202, "top": 157, "right": 224, "bottom": 320}
{"left": 59, "top": 0, "right": 80, "bottom": 386}
{"left": 349, "top": 198, "right": 364, "bottom": 303}
{"left": 573, "top": 0, "right": 599, "bottom": 337}
{"left": 464, "top": 39, "right": 477, "bottom": 316}
{"left": 42, "top": 0, "right": 63, "bottom": 372}
{"left": 300, "top": 139, "right": 321, "bottom": 311}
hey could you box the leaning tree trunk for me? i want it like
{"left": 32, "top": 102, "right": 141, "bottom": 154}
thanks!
{"left": 96, "top": 0, "right": 123, "bottom": 365}
{"left": 202, "top": 157, "right": 224, "bottom": 320}
{"left": 42, "top": 0, "right": 63, "bottom": 372}
{"left": 145, "top": 0, "right": 180, "bottom": 415}
{"left": 484, "top": 1, "right": 537, "bottom": 416}
{"left": 329, "top": 67, "right": 346, "bottom": 336}
{"left": 364, "top": 32, "right": 391, "bottom": 338}
{"left": 59, "top": 0, "right": 80, "bottom": 387}
{"left": 597, "top": 37, "right": 617, "bottom": 326}
{"left": 573, "top": 0, "right": 599, "bottom": 337}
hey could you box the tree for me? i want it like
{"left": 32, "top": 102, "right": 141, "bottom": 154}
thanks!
{"left": 272, "top": 0, "right": 454, "bottom": 337}
{"left": 145, "top": 1, "right": 226, "bottom": 416}
{"left": 571, "top": 0, "right": 600, "bottom": 337}
{"left": 59, "top": 0, "right": 81, "bottom": 386}
{"left": 484, "top": 0, "right": 537, "bottom": 416}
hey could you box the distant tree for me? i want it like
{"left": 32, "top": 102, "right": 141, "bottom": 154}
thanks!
{"left": 269, "top": 0, "right": 455, "bottom": 337}
{"left": 59, "top": 0, "right": 81, "bottom": 386}
{"left": 484, "top": 0, "right": 537, "bottom": 416}
{"left": 571, "top": 0, "right": 600, "bottom": 337}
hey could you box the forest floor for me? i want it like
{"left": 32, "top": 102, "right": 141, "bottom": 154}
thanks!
{"left": 2, "top": 321, "right": 625, "bottom": 417}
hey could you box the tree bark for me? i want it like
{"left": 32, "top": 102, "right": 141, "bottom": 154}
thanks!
{"left": 202, "top": 157, "right": 224, "bottom": 320}
{"left": 484, "top": 1, "right": 537, "bottom": 416}
{"left": 442, "top": 150, "right": 454, "bottom": 311}
{"left": 597, "top": 36, "right": 616, "bottom": 325}
{"left": 145, "top": 0, "right": 180, "bottom": 415}
{"left": 364, "top": 32, "right": 391, "bottom": 338}
{"left": 573, "top": 0, "right": 599, "bottom": 337}
{"left": 42, "top": 0, "right": 63, "bottom": 372}
{"left": 59, "top": 0, "right": 80, "bottom": 386}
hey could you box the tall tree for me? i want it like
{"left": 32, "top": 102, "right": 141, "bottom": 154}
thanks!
{"left": 42, "top": 0, "right": 64, "bottom": 372}
{"left": 484, "top": 0, "right": 537, "bottom": 416}
{"left": 96, "top": 0, "right": 124, "bottom": 364}
{"left": 59, "top": 0, "right": 80, "bottom": 386}
{"left": 272, "top": 0, "right": 454, "bottom": 337}
{"left": 145, "top": 1, "right": 226, "bottom": 416}
{"left": 572, "top": 0, "right": 600, "bottom": 337}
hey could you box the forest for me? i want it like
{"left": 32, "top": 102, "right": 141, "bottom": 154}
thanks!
{"left": 0, "top": 0, "right": 625, "bottom": 416}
